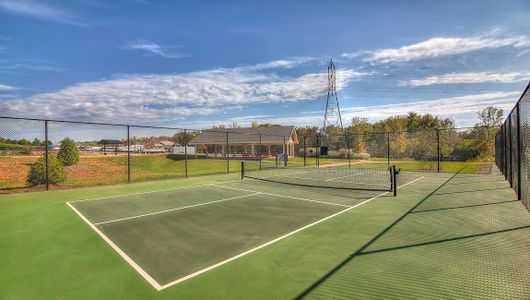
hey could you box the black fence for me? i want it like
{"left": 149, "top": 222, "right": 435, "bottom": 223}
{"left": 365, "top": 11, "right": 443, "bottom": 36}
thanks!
{"left": 0, "top": 116, "right": 297, "bottom": 193}
{"left": 496, "top": 82, "right": 530, "bottom": 211}
{"left": 0, "top": 115, "right": 497, "bottom": 193}
{"left": 297, "top": 127, "right": 496, "bottom": 174}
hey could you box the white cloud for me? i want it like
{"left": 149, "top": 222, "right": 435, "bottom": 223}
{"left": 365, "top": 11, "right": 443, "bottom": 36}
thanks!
{"left": 340, "top": 92, "right": 518, "bottom": 121}
{"left": 241, "top": 57, "right": 315, "bottom": 71}
{"left": 213, "top": 92, "right": 519, "bottom": 128}
{"left": 404, "top": 72, "right": 530, "bottom": 86}
{"left": 0, "top": 83, "right": 16, "bottom": 91}
{"left": 123, "top": 40, "right": 186, "bottom": 59}
{"left": 0, "top": 0, "right": 85, "bottom": 26}
{"left": 0, "top": 63, "right": 64, "bottom": 73}
{"left": 343, "top": 32, "right": 530, "bottom": 63}
{"left": 0, "top": 60, "right": 366, "bottom": 123}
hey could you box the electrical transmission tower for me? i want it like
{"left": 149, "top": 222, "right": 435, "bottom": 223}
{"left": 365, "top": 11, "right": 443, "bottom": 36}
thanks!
{"left": 323, "top": 58, "right": 344, "bottom": 130}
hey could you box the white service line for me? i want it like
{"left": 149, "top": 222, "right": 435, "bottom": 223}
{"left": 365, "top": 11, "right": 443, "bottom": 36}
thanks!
{"left": 69, "top": 179, "right": 244, "bottom": 204}
{"left": 93, "top": 193, "right": 258, "bottom": 226}
{"left": 66, "top": 202, "right": 164, "bottom": 291}
{"left": 214, "top": 185, "right": 352, "bottom": 208}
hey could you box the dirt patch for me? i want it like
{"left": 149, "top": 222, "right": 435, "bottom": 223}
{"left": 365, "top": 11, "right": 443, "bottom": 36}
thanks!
{"left": 0, "top": 156, "right": 38, "bottom": 189}
{"left": 65, "top": 157, "right": 127, "bottom": 185}
{"left": 477, "top": 163, "right": 493, "bottom": 174}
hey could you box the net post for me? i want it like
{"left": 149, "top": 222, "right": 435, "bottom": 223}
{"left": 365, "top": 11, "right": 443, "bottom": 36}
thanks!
{"left": 436, "top": 128, "right": 440, "bottom": 173}
{"left": 241, "top": 161, "right": 244, "bottom": 180}
{"left": 45, "top": 120, "right": 49, "bottom": 191}
{"left": 127, "top": 125, "right": 131, "bottom": 183}
{"left": 259, "top": 134, "right": 262, "bottom": 171}
{"left": 184, "top": 129, "right": 188, "bottom": 178}
{"left": 283, "top": 136, "right": 287, "bottom": 167}
{"left": 516, "top": 103, "right": 521, "bottom": 200}
{"left": 387, "top": 132, "right": 390, "bottom": 167}
{"left": 303, "top": 136, "right": 306, "bottom": 167}
{"left": 392, "top": 165, "right": 397, "bottom": 197}
{"left": 226, "top": 132, "right": 230, "bottom": 174}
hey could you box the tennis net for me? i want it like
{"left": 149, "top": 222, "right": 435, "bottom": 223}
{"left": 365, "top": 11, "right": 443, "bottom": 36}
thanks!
{"left": 241, "top": 161, "right": 397, "bottom": 195}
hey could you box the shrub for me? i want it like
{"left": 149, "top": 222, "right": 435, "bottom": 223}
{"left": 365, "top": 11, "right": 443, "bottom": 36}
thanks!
{"left": 57, "top": 137, "right": 80, "bottom": 166}
{"left": 27, "top": 154, "right": 67, "bottom": 186}
{"left": 21, "top": 146, "right": 33, "bottom": 155}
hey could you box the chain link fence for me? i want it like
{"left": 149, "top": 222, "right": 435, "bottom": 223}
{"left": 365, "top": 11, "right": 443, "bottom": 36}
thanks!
{"left": 496, "top": 82, "right": 530, "bottom": 211}
{"left": 0, "top": 117, "right": 294, "bottom": 193}
{"left": 298, "top": 126, "right": 496, "bottom": 173}
{"left": 0, "top": 115, "right": 498, "bottom": 193}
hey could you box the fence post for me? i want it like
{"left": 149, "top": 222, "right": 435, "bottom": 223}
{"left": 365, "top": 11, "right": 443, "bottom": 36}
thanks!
{"left": 346, "top": 132, "right": 351, "bottom": 168}
{"left": 127, "top": 125, "right": 131, "bottom": 183}
{"left": 387, "top": 132, "right": 390, "bottom": 167}
{"left": 436, "top": 129, "right": 440, "bottom": 173}
{"left": 303, "top": 136, "right": 307, "bottom": 167}
{"left": 184, "top": 129, "right": 188, "bottom": 178}
{"left": 504, "top": 124, "right": 508, "bottom": 180}
{"left": 283, "top": 136, "right": 287, "bottom": 167}
{"left": 316, "top": 134, "right": 320, "bottom": 168}
{"left": 515, "top": 102, "right": 522, "bottom": 200}
{"left": 392, "top": 165, "right": 397, "bottom": 197}
{"left": 45, "top": 120, "right": 49, "bottom": 191}
{"left": 508, "top": 116, "right": 513, "bottom": 187}
{"left": 259, "top": 134, "right": 262, "bottom": 170}
{"left": 226, "top": 132, "right": 230, "bottom": 174}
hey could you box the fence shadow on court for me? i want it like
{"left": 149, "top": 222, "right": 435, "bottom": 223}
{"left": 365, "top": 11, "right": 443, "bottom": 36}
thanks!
{"left": 295, "top": 169, "right": 530, "bottom": 299}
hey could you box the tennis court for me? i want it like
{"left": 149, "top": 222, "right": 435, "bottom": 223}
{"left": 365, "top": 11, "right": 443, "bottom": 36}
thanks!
{"left": 68, "top": 164, "right": 421, "bottom": 290}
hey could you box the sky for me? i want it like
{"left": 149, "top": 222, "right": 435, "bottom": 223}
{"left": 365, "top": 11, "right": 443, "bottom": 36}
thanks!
{"left": 0, "top": 0, "right": 530, "bottom": 130}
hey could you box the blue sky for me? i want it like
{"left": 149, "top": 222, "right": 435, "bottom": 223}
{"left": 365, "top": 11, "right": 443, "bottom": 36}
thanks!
{"left": 0, "top": 0, "right": 529, "bottom": 129}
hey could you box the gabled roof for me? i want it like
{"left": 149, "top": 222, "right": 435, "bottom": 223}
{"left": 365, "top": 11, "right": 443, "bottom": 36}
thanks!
{"left": 190, "top": 126, "right": 298, "bottom": 145}
{"left": 157, "top": 140, "right": 175, "bottom": 146}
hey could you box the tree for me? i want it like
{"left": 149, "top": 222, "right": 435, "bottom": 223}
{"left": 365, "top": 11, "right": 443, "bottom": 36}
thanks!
{"left": 477, "top": 107, "right": 503, "bottom": 127}
{"left": 172, "top": 131, "right": 196, "bottom": 146}
{"left": 250, "top": 121, "right": 259, "bottom": 128}
{"left": 27, "top": 154, "right": 67, "bottom": 186}
{"left": 229, "top": 122, "right": 240, "bottom": 128}
{"left": 57, "top": 137, "right": 80, "bottom": 166}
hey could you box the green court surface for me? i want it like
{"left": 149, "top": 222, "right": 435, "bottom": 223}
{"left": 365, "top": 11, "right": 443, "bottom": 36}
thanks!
{"left": 1, "top": 168, "right": 529, "bottom": 299}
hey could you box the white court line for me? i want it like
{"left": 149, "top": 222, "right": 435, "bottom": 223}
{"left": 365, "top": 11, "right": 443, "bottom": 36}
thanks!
{"left": 68, "top": 175, "right": 424, "bottom": 291}
{"left": 66, "top": 202, "right": 164, "bottom": 291}
{"left": 214, "top": 185, "right": 352, "bottom": 208}
{"left": 69, "top": 179, "right": 244, "bottom": 204}
{"left": 93, "top": 193, "right": 258, "bottom": 226}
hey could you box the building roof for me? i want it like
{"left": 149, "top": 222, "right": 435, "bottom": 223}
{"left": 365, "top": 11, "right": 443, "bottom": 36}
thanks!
{"left": 157, "top": 140, "right": 175, "bottom": 146}
{"left": 97, "top": 139, "right": 122, "bottom": 145}
{"left": 190, "top": 126, "right": 298, "bottom": 145}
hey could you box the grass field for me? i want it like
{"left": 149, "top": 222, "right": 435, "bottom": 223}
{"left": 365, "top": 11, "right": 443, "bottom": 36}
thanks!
{"left": 0, "top": 153, "right": 493, "bottom": 192}
{"left": 1, "top": 169, "right": 529, "bottom": 299}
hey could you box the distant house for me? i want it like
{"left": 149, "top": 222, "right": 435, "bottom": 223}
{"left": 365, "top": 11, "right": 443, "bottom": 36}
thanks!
{"left": 189, "top": 126, "right": 298, "bottom": 158}
{"left": 155, "top": 140, "right": 175, "bottom": 151}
